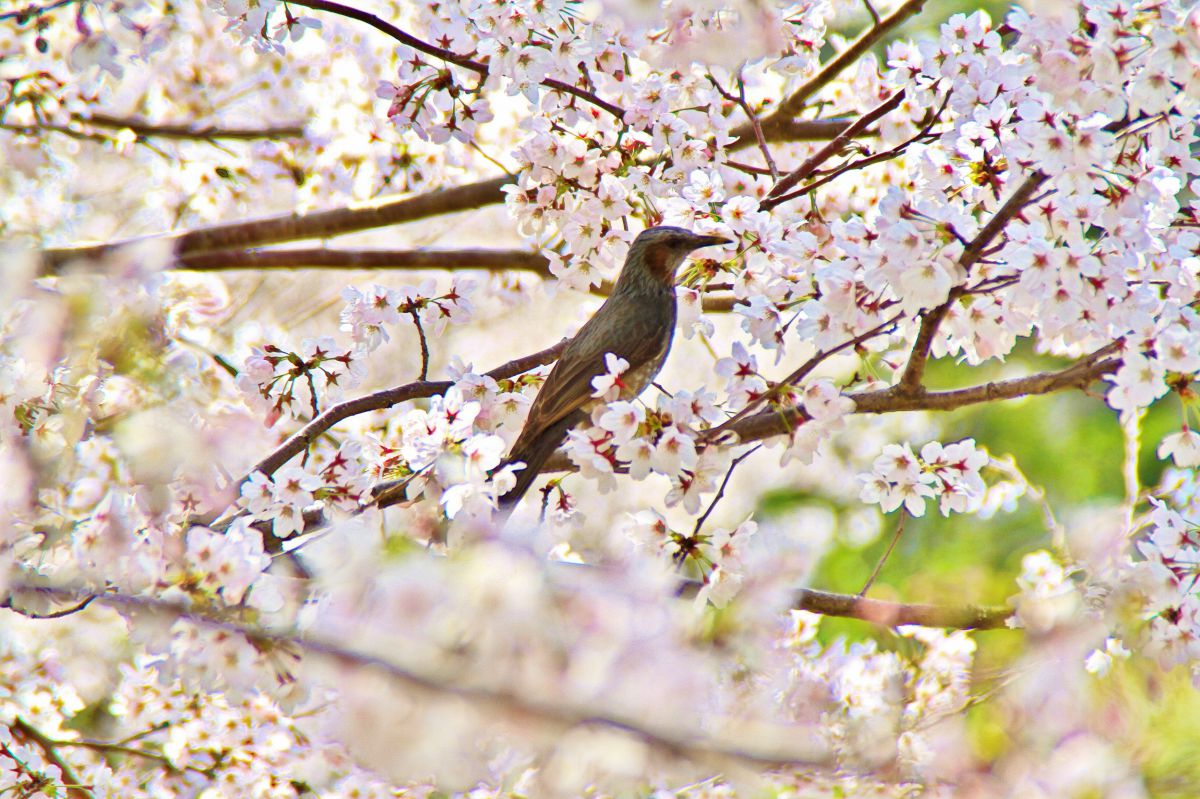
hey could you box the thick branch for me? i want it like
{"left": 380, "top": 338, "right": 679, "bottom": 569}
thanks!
{"left": 177, "top": 247, "right": 552, "bottom": 273}
{"left": 40, "top": 175, "right": 515, "bottom": 272}
{"left": 793, "top": 588, "right": 1010, "bottom": 629}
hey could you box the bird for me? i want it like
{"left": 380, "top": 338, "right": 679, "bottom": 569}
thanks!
{"left": 497, "top": 226, "right": 730, "bottom": 512}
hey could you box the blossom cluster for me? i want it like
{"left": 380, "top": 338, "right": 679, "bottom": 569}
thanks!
{"left": 340, "top": 278, "right": 476, "bottom": 354}
{"left": 5, "top": 0, "right": 1200, "bottom": 796}
{"left": 860, "top": 439, "right": 991, "bottom": 517}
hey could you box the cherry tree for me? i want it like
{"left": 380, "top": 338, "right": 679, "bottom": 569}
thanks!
{"left": 2, "top": 0, "right": 1200, "bottom": 795}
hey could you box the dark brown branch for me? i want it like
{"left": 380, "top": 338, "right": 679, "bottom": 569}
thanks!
{"left": 407, "top": 309, "right": 430, "bottom": 381}
{"left": 691, "top": 444, "right": 762, "bottom": 535}
{"left": 897, "top": 171, "right": 1049, "bottom": 392}
{"left": 241, "top": 337, "right": 571, "bottom": 485}
{"left": 40, "top": 175, "right": 516, "bottom": 272}
{"left": 0, "top": 593, "right": 95, "bottom": 619}
{"left": 286, "top": 0, "right": 487, "bottom": 73}
{"left": 0, "top": 0, "right": 76, "bottom": 22}
{"left": 761, "top": 89, "right": 907, "bottom": 210}
{"left": 176, "top": 247, "right": 552, "bottom": 273}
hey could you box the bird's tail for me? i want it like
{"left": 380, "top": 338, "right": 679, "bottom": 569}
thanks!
{"left": 495, "top": 413, "right": 580, "bottom": 513}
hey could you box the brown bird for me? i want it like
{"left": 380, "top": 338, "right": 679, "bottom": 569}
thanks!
{"left": 498, "top": 226, "right": 730, "bottom": 511}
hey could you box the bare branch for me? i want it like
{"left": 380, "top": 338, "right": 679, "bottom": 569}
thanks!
{"left": 40, "top": 175, "right": 515, "bottom": 272}
{"left": 761, "top": 89, "right": 907, "bottom": 210}
{"left": 407, "top": 308, "right": 430, "bottom": 381}
{"left": 80, "top": 113, "right": 306, "bottom": 141}
{"left": 859, "top": 511, "right": 906, "bottom": 596}
{"left": 709, "top": 72, "right": 779, "bottom": 179}
{"left": 692, "top": 444, "right": 762, "bottom": 536}
{"left": 0, "top": 593, "right": 95, "bottom": 619}
{"left": 724, "top": 345, "right": 1121, "bottom": 445}
{"left": 0, "top": 0, "right": 76, "bottom": 22}
{"left": 177, "top": 247, "right": 552, "bottom": 273}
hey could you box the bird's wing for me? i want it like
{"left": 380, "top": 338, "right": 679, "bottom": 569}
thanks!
{"left": 510, "top": 300, "right": 669, "bottom": 455}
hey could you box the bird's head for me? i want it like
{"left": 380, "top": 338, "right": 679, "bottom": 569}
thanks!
{"left": 624, "top": 226, "right": 731, "bottom": 287}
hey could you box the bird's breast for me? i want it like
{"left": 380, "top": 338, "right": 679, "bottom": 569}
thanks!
{"left": 618, "top": 339, "right": 671, "bottom": 400}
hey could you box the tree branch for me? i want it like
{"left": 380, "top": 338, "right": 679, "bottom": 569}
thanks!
{"left": 241, "top": 337, "right": 571, "bottom": 485}
{"left": 176, "top": 247, "right": 553, "bottom": 273}
{"left": 11, "top": 717, "right": 92, "bottom": 799}
{"left": 40, "top": 175, "right": 515, "bottom": 272}
{"left": 705, "top": 314, "right": 900, "bottom": 441}
{"left": 761, "top": 89, "right": 907, "bottom": 210}
{"left": 286, "top": 0, "right": 625, "bottom": 120}
{"left": 764, "top": 91, "right": 951, "bottom": 208}
{"left": 79, "top": 113, "right": 306, "bottom": 141}
{"left": 9, "top": 581, "right": 835, "bottom": 770}
{"left": 897, "top": 170, "right": 1049, "bottom": 392}
{"left": 793, "top": 587, "right": 1011, "bottom": 629}
{"left": 736, "top": 0, "right": 929, "bottom": 143}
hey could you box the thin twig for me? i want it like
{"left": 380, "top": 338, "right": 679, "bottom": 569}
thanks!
{"left": 709, "top": 72, "right": 778, "bottom": 179}
{"left": 765, "top": 91, "right": 951, "bottom": 207}
{"left": 859, "top": 511, "right": 905, "bottom": 596}
{"left": 407, "top": 308, "right": 430, "bottom": 381}
{"left": 761, "top": 89, "right": 907, "bottom": 209}
{"left": 860, "top": 0, "right": 880, "bottom": 25}
{"left": 692, "top": 444, "right": 762, "bottom": 536}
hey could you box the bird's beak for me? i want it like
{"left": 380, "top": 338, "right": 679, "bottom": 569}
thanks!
{"left": 689, "top": 234, "right": 732, "bottom": 251}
